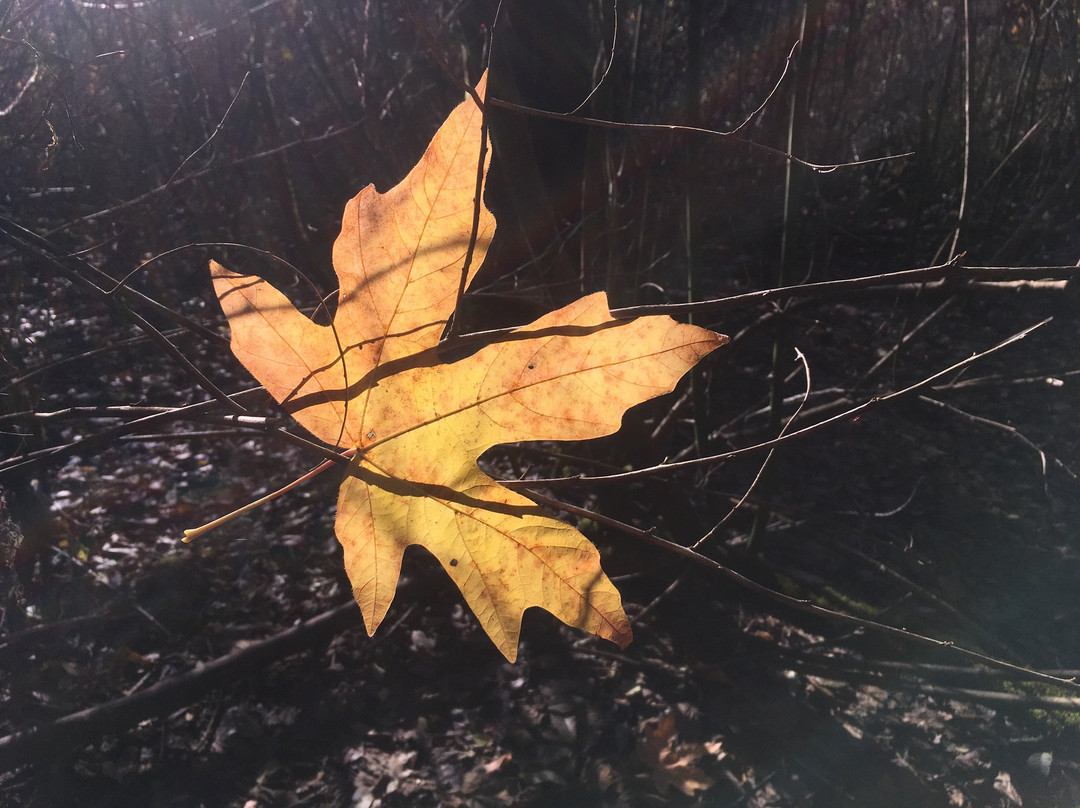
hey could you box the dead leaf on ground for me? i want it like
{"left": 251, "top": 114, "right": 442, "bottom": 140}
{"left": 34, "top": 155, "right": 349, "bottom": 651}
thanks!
{"left": 637, "top": 712, "right": 718, "bottom": 796}
{"left": 994, "top": 771, "right": 1023, "bottom": 806}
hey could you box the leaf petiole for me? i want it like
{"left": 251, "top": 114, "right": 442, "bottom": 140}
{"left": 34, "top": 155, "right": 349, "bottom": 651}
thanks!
{"left": 182, "top": 448, "right": 357, "bottom": 542}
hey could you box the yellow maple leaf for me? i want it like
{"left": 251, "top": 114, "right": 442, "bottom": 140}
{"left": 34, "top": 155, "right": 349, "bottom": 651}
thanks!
{"left": 205, "top": 73, "right": 726, "bottom": 661}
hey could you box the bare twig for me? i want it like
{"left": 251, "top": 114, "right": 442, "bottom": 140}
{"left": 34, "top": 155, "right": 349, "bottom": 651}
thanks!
{"left": 859, "top": 296, "right": 956, "bottom": 382}
{"left": 34, "top": 123, "right": 361, "bottom": 234}
{"left": 485, "top": 94, "right": 912, "bottom": 174}
{"left": 523, "top": 489, "right": 1080, "bottom": 694}
{"left": 945, "top": 0, "right": 972, "bottom": 260}
{"left": 399, "top": 1, "right": 858, "bottom": 173}
{"left": 918, "top": 394, "right": 1078, "bottom": 484}
{"left": 505, "top": 318, "right": 1049, "bottom": 487}
{"left": 568, "top": 0, "right": 619, "bottom": 116}
{"left": 0, "top": 389, "right": 267, "bottom": 479}
{"left": 693, "top": 348, "right": 812, "bottom": 549}
{"left": 0, "top": 218, "right": 237, "bottom": 410}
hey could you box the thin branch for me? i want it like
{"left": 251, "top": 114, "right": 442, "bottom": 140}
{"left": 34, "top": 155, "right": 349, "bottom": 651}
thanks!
{"left": 568, "top": 0, "right": 619, "bottom": 115}
{"left": 859, "top": 296, "right": 956, "bottom": 382}
{"left": 447, "top": 78, "right": 489, "bottom": 339}
{"left": 608, "top": 262, "right": 1079, "bottom": 320}
{"left": 71, "top": 72, "right": 250, "bottom": 260}
{"left": 399, "top": 0, "right": 485, "bottom": 111}
{"left": 726, "top": 40, "right": 800, "bottom": 135}
{"left": 787, "top": 656, "right": 1080, "bottom": 709}
{"left": 798, "top": 522, "right": 1021, "bottom": 662}
{"left": 693, "top": 348, "right": 812, "bottom": 549}
{"left": 0, "top": 219, "right": 236, "bottom": 407}
{"left": 485, "top": 94, "right": 912, "bottom": 174}
{"left": 523, "top": 488, "right": 1080, "bottom": 693}
{"left": 0, "top": 389, "right": 266, "bottom": 479}
{"left": 435, "top": 262, "right": 1078, "bottom": 354}
{"left": 503, "top": 317, "right": 1048, "bottom": 487}
{"left": 2, "top": 330, "right": 185, "bottom": 393}
{"left": 919, "top": 394, "right": 1078, "bottom": 484}
{"left": 946, "top": 0, "right": 972, "bottom": 260}
{"left": 400, "top": 3, "right": 904, "bottom": 175}
{"left": 979, "top": 116, "right": 1045, "bottom": 192}
{"left": 31, "top": 123, "right": 361, "bottom": 235}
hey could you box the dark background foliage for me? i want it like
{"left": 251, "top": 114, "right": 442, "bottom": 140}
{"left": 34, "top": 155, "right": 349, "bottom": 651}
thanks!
{"left": 2, "top": 1, "right": 1080, "bottom": 806}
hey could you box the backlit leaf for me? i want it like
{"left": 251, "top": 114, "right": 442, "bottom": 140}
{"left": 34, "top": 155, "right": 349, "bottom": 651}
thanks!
{"left": 209, "top": 73, "right": 726, "bottom": 661}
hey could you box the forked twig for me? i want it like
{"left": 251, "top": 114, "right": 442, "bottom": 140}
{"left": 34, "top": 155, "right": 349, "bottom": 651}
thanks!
{"left": 693, "top": 348, "right": 812, "bottom": 549}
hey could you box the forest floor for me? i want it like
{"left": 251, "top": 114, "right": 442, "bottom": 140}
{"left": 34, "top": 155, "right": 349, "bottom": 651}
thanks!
{"left": 4, "top": 275, "right": 1080, "bottom": 808}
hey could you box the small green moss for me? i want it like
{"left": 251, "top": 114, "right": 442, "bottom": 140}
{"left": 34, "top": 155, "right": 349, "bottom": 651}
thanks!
{"left": 1003, "top": 681, "right": 1080, "bottom": 732}
{"left": 813, "top": 586, "right": 880, "bottom": 619}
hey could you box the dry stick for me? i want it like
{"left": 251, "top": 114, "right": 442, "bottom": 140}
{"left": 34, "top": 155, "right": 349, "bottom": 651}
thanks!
{"left": 782, "top": 337, "right": 1076, "bottom": 438}
{"left": 405, "top": 4, "right": 832, "bottom": 174}
{"left": 684, "top": 105, "right": 708, "bottom": 454}
{"left": 4, "top": 405, "right": 180, "bottom": 421}
{"left": 629, "top": 569, "right": 691, "bottom": 626}
{"left": 440, "top": 262, "right": 1079, "bottom": 354}
{"left": 978, "top": 116, "right": 1045, "bottom": 192}
{"left": 504, "top": 317, "right": 1050, "bottom": 488}
{"left": 399, "top": 1, "right": 490, "bottom": 340}
{"left": 417, "top": 37, "right": 905, "bottom": 175}
{"left": 523, "top": 488, "right": 1080, "bottom": 694}
{"left": 750, "top": 8, "right": 813, "bottom": 553}
{"left": 122, "top": 430, "right": 266, "bottom": 442}
{"left": 6, "top": 264, "right": 358, "bottom": 394}
{"left": 2, "top": 329, "right": 184, "bottom": 393}
{"left": 447, "top": 84, "right": 490, "bottom": 340}
{"left": 400, "top": 0, "right": 483, "bottom": 112}
{"left": 946, "top": 367, "right": 1080, "bottom": 391}
{"left": 0, "top": 599, "right": 363, "bottom": 773}
{"left": 107, "top": 241, "right": 306, "bottom": 297}
{"left": 485, "top": 95, "right": 912, "bottom": 174}
{"left": 207, "top": 420, "right": 348, "bottom": 465}
{"left": 0, "top": 218, "right": 227, "bottom": 349}
{"left": 725, "top": 40, "right": 800, "bottom": 136}
{"left": 0, "top": 411, "right": 345, "bottom": 480}
{"left": 910, "top": 686, "right": 1080, "bottom": 710}
{"left": 790, "top": 656, "right": 1080, "bottom": 686}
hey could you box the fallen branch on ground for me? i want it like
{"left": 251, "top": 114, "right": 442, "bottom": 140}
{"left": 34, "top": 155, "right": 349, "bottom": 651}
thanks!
{"left": 0, "top": 599, "right": 361, "bottom": 772}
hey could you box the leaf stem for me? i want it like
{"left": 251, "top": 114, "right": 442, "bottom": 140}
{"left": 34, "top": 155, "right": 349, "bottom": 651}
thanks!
{"left": 182, "top": 448, "right": 356, "bottom": 542}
